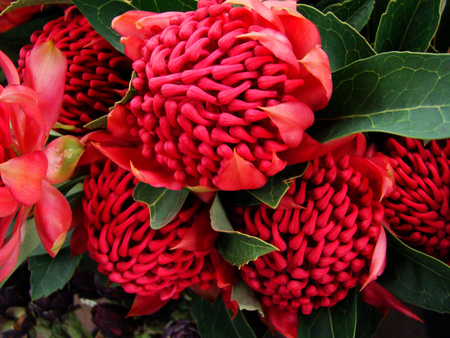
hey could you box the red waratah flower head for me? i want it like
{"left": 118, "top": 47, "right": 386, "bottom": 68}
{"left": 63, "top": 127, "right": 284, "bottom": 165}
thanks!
{"left": 83, "top": 158, "right": 221, "bottom": 302}
{"left": 18, "top": 7, "right": 133, "bottom": 134}
{"left": 229, "top": 151, "right": 387, "bottom": 316}
{"left": 382, "top": 137, "right": 450, "bottom": 264}
{"left": 91, "top": 0, "right": 332, "bottom": 191}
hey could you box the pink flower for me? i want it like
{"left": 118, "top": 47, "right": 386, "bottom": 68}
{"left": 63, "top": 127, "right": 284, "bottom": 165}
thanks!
{"left": 383, "top": 137, "right": 450, "bottom": 264}
{"left": 18, "top": 7, "right": 133, "bottom": 134}
{"left": 0, "top": 41, "right": 84, "bottom": 281}
{"left": 83, "top": 158, "right": 221, "bottom": 302}
{"left": 91, "top": 0, "right": 331, "bottom": 191}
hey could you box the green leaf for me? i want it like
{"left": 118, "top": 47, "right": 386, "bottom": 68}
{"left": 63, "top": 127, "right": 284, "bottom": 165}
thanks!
{"left": 355, "top": 292, "right": 382, "bottom": 338}
{"left": 315, "top": 0, "right": 346, "bottom": 11}
{"left": 133, "top": 182, "right": 190, "bottom": 229}
{"left": 231, "top": 279, "right": 264, "bottom": 316}
{"left": 308, "top": 52, "right": 450, "bottom": 143}
{"left": 0, "top": 0, "right": 72, "bottom": 14}
{"left": 29, "top": 229, "right": 74, "bottom": 257}
{"left": 374, "top": 0, "right": 443, "bottom": 52}
{"left": 112, "top": 71, "right": 137, "bottom": 107}
{"left": 192, "top": 296, "right": 257, "bottom": 338}
{"left": 323, "top": 0, "right": 375, "bottom": 31}
{"left": 297, "top": 5, "right": 375, "bottom": 72}
{"left": 247, "top": 163, "right": 307, "bottom": 208}
{"left": 83, "top": 115, "right": 108, "bottom": 129}
{"left": 0, "top": 219, "right": 41, "bottom": 288}
{"left": 29, "top": 247, "right": 82, "bottom": 300}
{"left": 297, "top": 288, "right": 357, "bottom": 338}
{"left": 210, "top": 194, "right": 278, "bottom": 268}
{"left": 377, "top": 228, "right": 450, "bottom": 313}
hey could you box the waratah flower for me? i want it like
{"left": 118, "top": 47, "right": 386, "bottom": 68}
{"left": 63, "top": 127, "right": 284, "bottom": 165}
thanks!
{"left": 0, "top": 1, "right": 41, "bottom": 33}
{"left": 93, "top": 0, "right": 332, "bottom": 191}
{"left": 382, "top": 137, "right": 450, "bottom": 264}
{"left": 0, "top": 41, "right": 84, "bottom": 281}
{"left": 17, "top": 7, "right": 133, "bottom": 133}
{"left": 228, "top": 139, "right": 388, "bottom": 316}
{"left": 83, "top": 158, "right": 222, "bottom": 302}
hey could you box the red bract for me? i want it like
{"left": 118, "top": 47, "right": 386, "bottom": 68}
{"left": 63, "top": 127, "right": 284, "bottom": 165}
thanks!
{"left": 83, "top": 158, "right": 221, "bottom": 302}
{"left": 383, "top": 137, "right": 450, "bottom": 264}
{"left": 18, "top": 7, "right": 133, "bottom": 134}
{"left": 0, "top": 41, "right": 84, "bottom": 281}
{"left": 92, "top": 0, "right": 331, "bottom": 191}
{"left": 230, "top": 152, "right": 386, "bottom": 317}
{"left": 0, "top": 1, "right": 41, "bottom": 33}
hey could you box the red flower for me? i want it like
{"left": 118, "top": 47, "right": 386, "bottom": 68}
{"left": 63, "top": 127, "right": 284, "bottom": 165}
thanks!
{"left": 383, "top": 137, "right": 450, "bottom": 263}
{"left": 91, "top": 0, "right": 331, "bottom": 191}
{"left": 83, "top": 158, "right": 221, "bottom": 301}
{"left": 18, "top": 7, "right": 133, "bottom": 134}
{"left": 230, "top": 152, "right": 386, "bottom": 316}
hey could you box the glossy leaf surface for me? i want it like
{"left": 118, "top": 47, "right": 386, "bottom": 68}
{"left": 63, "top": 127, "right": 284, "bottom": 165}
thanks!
{"left": 297, "top": 5, "right": 375, "bottom": 72}
{"left": 323, "top": 0, "right": 375, "bottom": 31}
{"left": 308, "top": 52, "right": 450, "bottom": 142}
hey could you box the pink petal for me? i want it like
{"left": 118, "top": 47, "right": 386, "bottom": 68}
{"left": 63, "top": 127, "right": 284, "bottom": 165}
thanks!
{"left": 136, "top": 11, "right": 185, "bottom": 37}
{"left": 0, "top": 50, "right": 20, "bottom": 85}
{"left": 130, "top": 161, "right": 187, "bottom": 191}
{"left": 112, "top": 10, "right": 155, "bottom": 39}
{"left": 34, "top": 180, "right": 72, "bottom": 257}
{"left": 295, "top": 46, "right": 333, "bottom": 111}
{"left": 0, "top": 84, "right": 44, "bottom": 153}
{"left": 44, "top": 135, "right": 85, "bottom": 185}
{"left": 121, "top": 36, "right": 146, "bottom": 61}
{"left": 239, "top": 28, "right": 300, "bottom": 75}
{"left": 225, "top": 0, "right": 285, "bottom": 32}
{"left": 262, "top": 305, "right": 298, "bottom": 338}
{"left": 274, "top": 8, "right": 322, "bottom": 60}
{"left": 0, "top": 151, "right": 47, "bottom": 206}
{"left": 360, "top": 281, "right": 423, "bottom": 322}
{"left": 360, "top": 224, "right": 386, "bottom": 290}
{"left": 171, "top": 210, "right": 218, "bottom": 251}
{"left": 213, "top": 150, "right": 267, "bottom": 190}
{"left": 127, "top": 294, "right": 169, "bottom": 317}
{"left": 22, "top": 40, "right": 67, "bottom": 137}
{"left": 0, "top": 187, "right": 18, "bottom": 217}
{"left": 260, "top": 101, "right": 314, "bottom": 148}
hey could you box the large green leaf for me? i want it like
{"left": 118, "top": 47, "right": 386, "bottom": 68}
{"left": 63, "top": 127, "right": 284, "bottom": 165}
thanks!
{"left": 133, "top": 182, "right": 190, "bottom": 230}
{"left": 246, "top": 163, "right": 307, "bottom": 209}
{"left": 192, "top": 296, "right": 257, "bottom": 338}
{"left": 377, "top": 229, "right": 450, "bottom": 313}
{"left": 374, "top": 0, "right": 443, "bottom": 52}
{"left": 29, "top": 247, "right": 83, "bottom": 300}
{"left": 72, "top": 0, "right": 197, "bottom": 53}
{"left": 298, "top": 4, "right": 375, "bottom": 73}
{"left": 210, "top": 194, "right": 278, "bottom": 268}
{"left": 323, "top": 0, "right": 375, "bottom": 31}
{"left": 315, "top": 0, "right": 346, "bottom": 11}
{"left": 308, "top": 52, "right": 450, "bottom": 142}
{"left": 297, "top": 288, "right": 357, "bottom": 337}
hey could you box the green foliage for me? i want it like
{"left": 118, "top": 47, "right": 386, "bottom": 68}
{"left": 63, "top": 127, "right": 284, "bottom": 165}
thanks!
{"left": 309, "top": 52, "right": 450, "bottom": 142}
{"left": 192, "top": 296, "right": 257, "bottom": 338}
{"left": 210, "top": 194, "right": 278, "bottom": 268}
{"left": 298, "top": 289, "right": 357, "bottom": 337}
{"left": 375, "top": 0, "right": 443, "bottom": 52}
{"left": 231, "top": 280, "right": 264, "bottom": 316}
{"left": 323, "top": 0, "right": 375, "bottom": 31}
{"left": 29, "top": 247, "right": 82, "bottom": 300}
{"left": 0, "top": 0, "right": 71, "bottom": 13}
{"left": 298, "top": 5, "right": 375, "bottom": 72}
{"left": 378, "top": 229, "right": 450, "bottom": 313}
{"left": 355, "top": 294, "right": 383, "bottom": 338}
{"left": 133, "top": 182, "right": 190, "bottom": 229}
